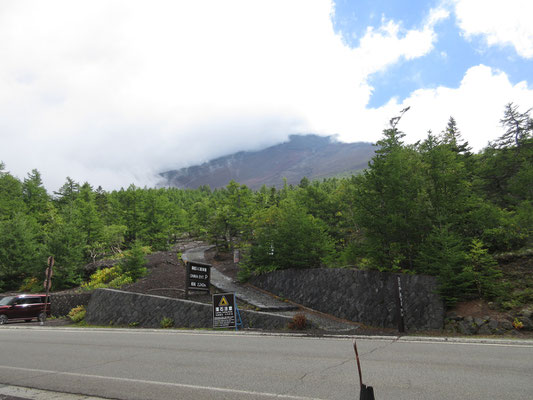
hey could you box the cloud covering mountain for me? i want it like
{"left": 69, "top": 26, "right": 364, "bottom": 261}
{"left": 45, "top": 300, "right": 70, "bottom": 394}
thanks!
{"left": 0, "top": 0, "right": 532, "bottom": 191}
{"left": 160, "top": 134, "right": 375, "bottom": 190}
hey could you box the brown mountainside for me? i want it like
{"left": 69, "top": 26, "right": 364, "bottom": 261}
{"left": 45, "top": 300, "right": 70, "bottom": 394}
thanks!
{"left": 160, "top": 134, "right": 375, "bottom": 190}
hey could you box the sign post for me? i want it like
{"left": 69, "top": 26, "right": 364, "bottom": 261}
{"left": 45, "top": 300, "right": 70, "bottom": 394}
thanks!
{"left": 213, "top": 293, "right": 242, "bottom": 331}
{"left": 42, "top": 256, "right": 54, "bottom": 325}
{"left": 185, "top": 261, "right": 211, "bottom": 299}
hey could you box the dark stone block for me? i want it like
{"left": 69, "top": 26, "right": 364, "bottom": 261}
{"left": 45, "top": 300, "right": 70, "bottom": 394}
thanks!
{"left": 85, "top": 288, "right": 292, "bottom": 330}
{"left": 50, "top": 292, "right": 93, "bottom": 317}
{"left": 250, "top": 268, "right": 444, "bottom": 330}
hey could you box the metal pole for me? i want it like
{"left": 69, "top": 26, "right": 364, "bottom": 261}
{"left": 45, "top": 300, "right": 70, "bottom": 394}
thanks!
{"left": 185, "top": 262, "right": 189, "bottom": 300}
{"left": 396, "top": 275, "right": 405, "bottom": 333}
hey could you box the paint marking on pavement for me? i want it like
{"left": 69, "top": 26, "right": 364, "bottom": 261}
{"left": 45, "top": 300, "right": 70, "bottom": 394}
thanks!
{"left": 0, "top": 384, "right": 106, "bottom": 399}
{"left": 395, "top": 339, "right": 533, "bottom": 349}
{"left": 0, "top": 365, "right": 324, "bottom": 400}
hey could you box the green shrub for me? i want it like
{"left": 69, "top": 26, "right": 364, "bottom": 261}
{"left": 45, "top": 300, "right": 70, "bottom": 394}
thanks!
{"left": 81, "top": 266, "right": 133, "bottom": 290}
{"left": 513, "top": 318, "right": 524, "bottom": 330}
{"left": 237, "top": 263, "right": 253, "bottom": 282}
{"left": 517, "top": 288, "right": 533, "bottom": 304}
{"left": 19, "top": 277, "right": 42, "bottom": 293}
{"left": 482, "top": 226, "right": 527, "bottom": 253}
{"left": 501, "top": 299, "right": 521, "bottom": 310}
{"left": 160, "top": 317, "right": 174, "bottom": 328}
{"left": 68, "top": 305, "right": 86, "bottom": 323}
{"left": 499, "top": 288, "right": 533, "bottom": 310}
{"left": 250, "top": 198, "right": 335, "bottom": 271}
{"left": 463, "top": 239, "right": 504, "bottom": 300}
{"left": 107, "top": 274, "right": 133, "bottom": 288}
{"left": 120, "top": 240, "right": 149, "bottom": 280}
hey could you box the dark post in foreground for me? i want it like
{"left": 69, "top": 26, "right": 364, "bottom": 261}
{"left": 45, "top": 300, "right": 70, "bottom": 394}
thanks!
{"left": 353, "top": 339, "right": 375, "bottom": 400}
{"left": 42, "top": 256, "right": 54, "bottom": 325}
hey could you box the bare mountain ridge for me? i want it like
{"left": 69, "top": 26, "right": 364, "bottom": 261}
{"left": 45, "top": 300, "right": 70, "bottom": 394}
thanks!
{"left": 160, "top": 134, "right": 375, "bottom": 190}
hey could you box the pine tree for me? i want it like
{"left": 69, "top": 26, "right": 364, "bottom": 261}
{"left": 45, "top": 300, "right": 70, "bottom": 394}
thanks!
{"left": 22, "top": 169, "right": 50, "bottom": 225}
{"left": 0, "top": 213, "right": 45, "bottom": 290}
{"left": 354, "top": 126, "right": 430, "bottom": 270}
{"left": 250, "top": 196, "right": 334, "bottom": 270}
{"left": 0, "top": 164, "right": 25, "bottom": 220}
{"left": 53, "top": 177, "right": 80, "bottom": 206}
{"left": 441, "top": 117, "right": 471, "bottom": 154}
{"left": 497, "top": 102, "right": 532, "bottom": 148}
{"left": 462, "top": 239, "right": 503, "bottom": 300}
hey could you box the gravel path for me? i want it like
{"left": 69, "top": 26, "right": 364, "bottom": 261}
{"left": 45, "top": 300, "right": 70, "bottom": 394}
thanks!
{"left": 183, "top": 245, "right": 369, "bottom": 334}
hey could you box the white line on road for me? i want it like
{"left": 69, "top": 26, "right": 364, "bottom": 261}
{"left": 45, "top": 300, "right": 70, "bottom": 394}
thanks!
{"left": 395, "top": 339, "right": 533, "bottom": 348}
{"left": 0, "top": 365, "right": 325, "bottom": 400}
{"left": 0, "top": 384, "right": 107, "bottom": 400}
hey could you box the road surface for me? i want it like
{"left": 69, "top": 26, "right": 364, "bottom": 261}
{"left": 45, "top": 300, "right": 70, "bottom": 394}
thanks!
{"left": 0, "top": 327, "right": 532, "bottom": 399}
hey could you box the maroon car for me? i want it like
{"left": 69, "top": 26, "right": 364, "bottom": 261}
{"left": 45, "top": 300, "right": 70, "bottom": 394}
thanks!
{"left": 0, "top": 294, "right": 51, "bottom": 324}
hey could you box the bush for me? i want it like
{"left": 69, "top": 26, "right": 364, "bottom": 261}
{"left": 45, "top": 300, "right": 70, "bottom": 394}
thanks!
{"left": 81, "top": 266, "right": 133, "bottom": 291}
{"left": 517, "top": 288, "right": 533, "bottom": 304}
{"left": 160, "top": 317, "right": 174, "bottom": 328}
{"left": 120, "top": 240, "right": 149, "bottom": 280}
{"left": 463, "top": 239, "right": 504, "bottom": 300}
{"left": 501, "top": 299, "right": 522, "bottom": 310}
{"left": 19, "top": 277, "right": 42, "bottom": 293}
{"left": 68, "top": 305, "right": 86, "bottom": 323}
{"left": 513, "top": 318, "right": 524, "bottom": 330}
{"left": 288, "top": 313, "right": 308, "bottom": 330}
{"left": 236, "top": 263, "right": 253, "bottom": 282}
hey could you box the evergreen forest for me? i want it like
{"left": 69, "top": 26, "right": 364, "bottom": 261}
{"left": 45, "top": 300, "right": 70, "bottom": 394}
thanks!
{"left": 1, "top": 103, "right": 532, "bottom": 309}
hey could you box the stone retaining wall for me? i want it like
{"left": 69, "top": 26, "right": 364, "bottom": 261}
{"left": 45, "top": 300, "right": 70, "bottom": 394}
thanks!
{"left": 250, "top": 268, "right": 444, "bottom": 330}
{"left": 85, "top": 288, "right": 293, "bottom": 330}
{"left": 50, "top": 292, "right": 93, "bottom": 317}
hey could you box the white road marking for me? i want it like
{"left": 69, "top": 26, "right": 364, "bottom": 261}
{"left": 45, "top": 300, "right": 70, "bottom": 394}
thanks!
{"left": 0, "top": 384, "right": 106, "bottom": 400}
{"left": 0, "top": 365, "right": 325, "bottom": 400}
{"left": 396, "top": 339, "right": 533, "bottom": 348}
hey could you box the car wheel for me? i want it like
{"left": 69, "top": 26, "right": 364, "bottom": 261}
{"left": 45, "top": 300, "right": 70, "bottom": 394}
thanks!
{"left": 0, "top": 315, "right": 7, "bottom": 325}
{"left": 38, "top": 312, "right": 47, "bottom": 323}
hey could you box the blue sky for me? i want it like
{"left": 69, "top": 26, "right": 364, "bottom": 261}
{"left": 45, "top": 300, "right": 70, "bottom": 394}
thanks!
{"left": 0, "top": 0, "right": 532, "bottom": 190}
{"left": 332, "top": 0, "right": 532, "bottom": 107}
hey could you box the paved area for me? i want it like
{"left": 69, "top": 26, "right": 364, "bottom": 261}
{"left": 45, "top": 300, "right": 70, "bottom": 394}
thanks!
{"left": 1, "top": 329, "right": 532, "bottom": 400}
{"left": 182, "top": 245, "right": 296, "bottom": 311}
{"left": 0, "top": 385, "right": 106, "bottom": 400}
{"left": 210, "top": 268, "right": 298, "bottom": 311}
{"left": 182, "top": 246, "right": 361, "bottom": 333}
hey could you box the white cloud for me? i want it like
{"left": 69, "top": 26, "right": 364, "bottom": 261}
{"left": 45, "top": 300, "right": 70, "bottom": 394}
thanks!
{"left": 353, "top": 7, "right": 449, "bottom": 76}
{"left": 453, "top": 0, "right": 533, "bottom": 58}
{"left": 0, "top": 1, "right": 530, "bottom": 191}
{"left": 0, "top": 0, "right": 446, "bottom": 190}
{"left": 365, "top": 65, "right": 533, "bottom": 151}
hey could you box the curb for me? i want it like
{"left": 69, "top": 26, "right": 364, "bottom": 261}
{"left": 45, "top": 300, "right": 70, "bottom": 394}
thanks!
{"left": 3, "top": 325, "right": 533, "bottom": 346}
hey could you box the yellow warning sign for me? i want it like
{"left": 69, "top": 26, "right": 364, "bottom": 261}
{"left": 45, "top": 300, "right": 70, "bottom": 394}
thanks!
{"left": 218, "top": 296, "right": 229, "bottom": 307}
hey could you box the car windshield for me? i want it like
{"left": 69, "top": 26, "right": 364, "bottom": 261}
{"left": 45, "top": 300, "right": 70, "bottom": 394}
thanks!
{"left": 0, "top": 296, "right": 15, "bottom": 305}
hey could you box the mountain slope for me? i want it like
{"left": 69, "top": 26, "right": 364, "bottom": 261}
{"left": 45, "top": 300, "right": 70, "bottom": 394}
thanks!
{"left": 160, "top": 134, "right": 375, "bottom": 190}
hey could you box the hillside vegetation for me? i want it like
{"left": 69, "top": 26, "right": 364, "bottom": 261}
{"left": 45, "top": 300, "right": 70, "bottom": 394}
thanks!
{"left": 1, "top": 104, "right": 532, "bottom": 314}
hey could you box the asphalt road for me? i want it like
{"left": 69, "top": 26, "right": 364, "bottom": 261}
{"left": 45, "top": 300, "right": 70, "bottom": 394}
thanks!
{"left": 0, "top": 327, "right": 532, "bottom": 400}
